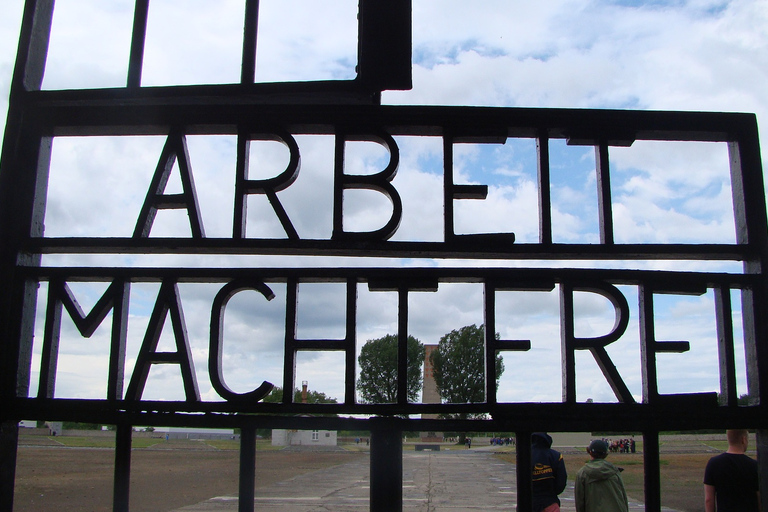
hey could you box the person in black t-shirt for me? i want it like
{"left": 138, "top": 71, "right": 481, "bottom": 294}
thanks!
{"left": 703, "top": 429, "right": 759, "bottom": 512}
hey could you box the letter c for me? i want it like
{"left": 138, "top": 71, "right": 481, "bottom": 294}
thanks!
{"left": 209, "top": 280, "right": 276, "bottom": 402}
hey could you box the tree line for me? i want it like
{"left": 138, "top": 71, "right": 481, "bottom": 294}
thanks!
{"left": 357, "top": 324, "right": 504, "bottom": 418}
{"left": 258, "top": 324, "right": 504, "bottom": 419}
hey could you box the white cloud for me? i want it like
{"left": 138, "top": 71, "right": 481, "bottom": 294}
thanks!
{"left": 256, "top": 0, "right": 358, "bottom": 82}
{"left": 43, "top": 0, "right": 134, "bottom": 90}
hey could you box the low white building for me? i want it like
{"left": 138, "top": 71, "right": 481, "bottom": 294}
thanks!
{"left": 272, "top": 429, "right": 337, "bottom": 447}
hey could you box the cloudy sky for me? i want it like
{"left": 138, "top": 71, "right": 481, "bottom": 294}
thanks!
{"left": 1, "top": 1, "right": 767, "bottom": 409}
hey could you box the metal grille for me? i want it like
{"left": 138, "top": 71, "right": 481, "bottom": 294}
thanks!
{"left": 2, "top": 2, "right": 767, "bottom": 511}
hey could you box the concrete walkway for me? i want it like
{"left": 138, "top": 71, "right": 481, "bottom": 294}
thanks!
{"left": 174, "top": 449, "right": 675, "bottom": 511}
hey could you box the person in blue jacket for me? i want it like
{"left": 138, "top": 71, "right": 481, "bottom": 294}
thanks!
{"left": 532, "top": 432, "right": 567, "bottom": 512}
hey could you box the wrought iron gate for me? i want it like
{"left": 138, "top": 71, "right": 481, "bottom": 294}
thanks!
{"left": 2, "top": 2, "right": 767, "bottom": 511}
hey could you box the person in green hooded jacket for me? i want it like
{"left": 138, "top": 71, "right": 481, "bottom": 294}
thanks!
{"left": 575, "top": 439, "right": 629, "bottom": 512}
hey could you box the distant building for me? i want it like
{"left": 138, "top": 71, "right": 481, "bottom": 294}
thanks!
{"left": 47, "top": 421, "right": 63, "bottom": 436}
{"left": 272, "top": 429, "right": 337, "bottom": 447}
{"left": 271, "top": 381, "right": 337, "bottom": 447}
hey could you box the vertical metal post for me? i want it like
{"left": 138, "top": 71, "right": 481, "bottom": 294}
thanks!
{"left": 113, "top": 423, "right": 132, "bottom": 512}
{"left": 397, "top": 287, "right": 409, "bottom": 405}
{"left": 443, "top": 134, "right": 455, "bottom": 241}
{"left": 484, "top": 282, "right": 498, "bottom": 406}
{"left": 370, "top": 420, "right": 402, "bottom": 512}
{"left": 357, "top": 0, "right": 412, "bottom": 90}
{"left": 728, "top": 135, "right": 768, "bottom": 403}
{"left": 642, "top": 431, "right": 661, "bottom": 512}
{"left": 0, "top": 4, "right": 55, "bottom": 511}
{"left": 729, "top": 129, "right": 768, "bottom": 511}
{"left": 516, "top": 431, "right": 532, "bottom": 512}
{"left": 127, "top": 0, "right": 149, "bottom": 88}
{"left": 0, "top": 422, "right": 19, "bottom": 512}
{"left": 560, "top": 283, "right": 576, "bottom": 404}
{"left": 239, "top": 425, "right": 256, "bottom": 512}
{"left": 241, "top": 0, "right": 259, "bottom": 84}
{"left": 595, "top": 141, "right": 614, "bottom": 245}
{"left": 344, "top": 278, "right": 358, "bottom": 405}
{"left": 282, "top": 278, "right": 298, "bottom": 404}
{"left": 714, "top": 286, "right": 738, "bottom": 406}
{"left": 638, "top": 285, "right": 659, "bottom": 404}
{"left": 537, "top": 133, "right": 552, "bottom": 245}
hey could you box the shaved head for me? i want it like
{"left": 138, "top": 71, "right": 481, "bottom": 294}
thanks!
{"left": 726, "top": 429, "right": 748, "bottom": 446}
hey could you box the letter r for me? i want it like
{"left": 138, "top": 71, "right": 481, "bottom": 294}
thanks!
{"left": 560, "top": 281, "right": 634, "bottom": 403}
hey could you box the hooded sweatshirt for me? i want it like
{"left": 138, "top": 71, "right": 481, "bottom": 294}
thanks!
{"left": 531, "top": 432, "right": 567, "bottom": 511}
{"left": 574, "top": 458, "right": 629, "bottom": 512}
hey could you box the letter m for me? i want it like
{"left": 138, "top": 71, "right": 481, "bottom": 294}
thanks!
{"left": 37, "top": 279, "right": 130, "bottom": 400}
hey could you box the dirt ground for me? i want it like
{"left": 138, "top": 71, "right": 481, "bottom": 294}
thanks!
{"left": 13, "top": 442, "right": 362, "bottom": 512}
{"left": 13, "top": 436, "right": 731, "bottom": 512}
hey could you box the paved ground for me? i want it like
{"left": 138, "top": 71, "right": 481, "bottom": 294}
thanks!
{"left": 174, "top": 448, "right": 675, "bottom": 511}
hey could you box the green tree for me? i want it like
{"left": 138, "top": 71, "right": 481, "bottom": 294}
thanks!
{"left": 430, "top": 324, "right": 504, "bottom": 420}
{"left": 262, "top": 386, "right": 338, "bottom": 404}
{"left": 357, "top": 334, "right": 425, "bottom": 403}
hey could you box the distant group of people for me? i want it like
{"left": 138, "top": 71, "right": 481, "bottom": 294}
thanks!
{"left": 606, "top": 438, "right": 635, "bottom": 454}
{"left": 489, "top": 436, "right": 515, "bottom": 447}
{"left": 531, "top": 429, "right": 759, "bottom": 512}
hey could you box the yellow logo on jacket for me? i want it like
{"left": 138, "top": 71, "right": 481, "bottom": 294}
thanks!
{"left": 533, "top": 463, "right": 554, "bottom": 480}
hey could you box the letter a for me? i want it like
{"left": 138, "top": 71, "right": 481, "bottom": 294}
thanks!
{"left": 133, "top": 130, "right": 205, "bottom": 238}
{"left": 125, "top": 280, "right": 200, "bottom": 402}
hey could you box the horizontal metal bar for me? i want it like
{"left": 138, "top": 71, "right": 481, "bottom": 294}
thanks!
{"left": 17, "top": 265, "right": 760, "bottom": 287}
{"left": 33, "top": 81, "right": 383, "bottom": 108}
{"left": 22, "top": 238, "right": 757, "bottom": 260}
{"left": 22, "top": 101, "right": 758, "bottom": 141}
{"left": 7, "top": 397, "right": 768, "bottom": 432}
